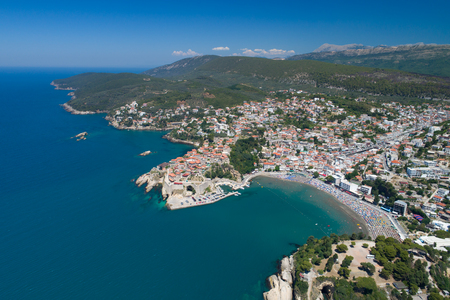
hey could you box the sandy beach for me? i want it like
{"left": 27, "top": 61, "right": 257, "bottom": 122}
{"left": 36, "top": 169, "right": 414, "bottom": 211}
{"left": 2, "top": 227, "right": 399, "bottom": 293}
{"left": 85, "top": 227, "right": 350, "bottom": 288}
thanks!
{"left": 258, "top": 173, "right": 401, "bottom": 240}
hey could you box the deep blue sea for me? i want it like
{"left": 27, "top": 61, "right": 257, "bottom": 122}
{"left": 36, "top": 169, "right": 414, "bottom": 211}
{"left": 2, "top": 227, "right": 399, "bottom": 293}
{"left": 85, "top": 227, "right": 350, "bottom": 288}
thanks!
{"left": 0, "top": 67, "right": 359, "bottom": 299}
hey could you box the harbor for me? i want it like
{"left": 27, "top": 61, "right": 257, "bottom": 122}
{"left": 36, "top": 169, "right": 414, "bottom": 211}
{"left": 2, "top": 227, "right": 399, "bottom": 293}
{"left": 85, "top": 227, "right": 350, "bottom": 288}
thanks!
{"left": 166, "top": 186, "right": 241, "bottom": 210}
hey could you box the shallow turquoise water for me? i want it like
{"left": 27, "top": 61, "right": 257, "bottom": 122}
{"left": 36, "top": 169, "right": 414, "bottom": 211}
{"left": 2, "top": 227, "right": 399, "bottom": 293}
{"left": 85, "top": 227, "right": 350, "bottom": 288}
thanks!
{"left": 0, "top": 68, "right": 359, "bottom": 299}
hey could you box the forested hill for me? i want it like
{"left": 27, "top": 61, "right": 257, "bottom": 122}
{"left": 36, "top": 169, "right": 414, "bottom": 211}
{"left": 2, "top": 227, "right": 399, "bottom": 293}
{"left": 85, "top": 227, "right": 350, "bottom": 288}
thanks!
{"left": 53, "top": 56, "right": 450, "bottom": 113}
{"left": 287, "top": 44, "right": 450, "bottom": 77}
{"left": 193, "top": 57, "right": 450, "bottom": 99}
{"left": 142, "top": 55, "right": 219, "bottom": 78}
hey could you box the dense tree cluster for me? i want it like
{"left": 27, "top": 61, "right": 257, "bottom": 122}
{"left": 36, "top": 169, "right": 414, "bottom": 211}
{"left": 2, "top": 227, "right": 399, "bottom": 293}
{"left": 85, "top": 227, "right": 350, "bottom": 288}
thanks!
{"left": 316, "top": 277, "right": 388, "bottom": 300}
{"left": 203, "top": 163, "right": 235, "bottom": 180}
{"left": 292, "top": 234, "right": 450, "bottom": 299}
{"left": 229, "top": 137, "right": 263, "bottom": 174}
{"left": 362, "top": 178, "right": 400, "bottom": 206}
{"left": 370, "top": 236, "right": 429, "bottom": 294}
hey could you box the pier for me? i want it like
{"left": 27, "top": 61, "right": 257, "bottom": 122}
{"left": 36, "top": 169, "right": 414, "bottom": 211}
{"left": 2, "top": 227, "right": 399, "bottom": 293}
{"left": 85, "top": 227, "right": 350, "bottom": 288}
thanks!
{"left": 166, "top": 190, "right": 241, "bottom": 210}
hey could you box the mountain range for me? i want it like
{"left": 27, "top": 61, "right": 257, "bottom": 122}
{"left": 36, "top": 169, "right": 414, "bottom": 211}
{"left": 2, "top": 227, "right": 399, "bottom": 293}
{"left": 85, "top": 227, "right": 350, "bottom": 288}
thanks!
{"left": 312, "top": 43, "right": 374, "bottom": 53}
{"left": 289, "top": 43, "right": 450, "bottom": 77}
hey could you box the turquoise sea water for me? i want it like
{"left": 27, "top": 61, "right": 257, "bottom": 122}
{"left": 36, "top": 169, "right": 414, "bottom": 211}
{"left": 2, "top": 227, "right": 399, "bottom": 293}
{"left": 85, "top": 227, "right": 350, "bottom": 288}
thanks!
{"left": 0, "top": 68, "right": 359, "bottom": 299}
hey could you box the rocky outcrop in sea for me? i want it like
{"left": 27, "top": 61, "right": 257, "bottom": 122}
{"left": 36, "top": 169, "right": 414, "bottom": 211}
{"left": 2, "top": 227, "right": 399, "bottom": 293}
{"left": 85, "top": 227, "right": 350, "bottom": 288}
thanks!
{"left": 136, "top": 169, "right": 164, "bottom": 192}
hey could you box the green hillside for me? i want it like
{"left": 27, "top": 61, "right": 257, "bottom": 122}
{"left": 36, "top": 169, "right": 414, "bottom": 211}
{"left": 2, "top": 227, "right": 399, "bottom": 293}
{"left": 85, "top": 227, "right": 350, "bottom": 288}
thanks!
{"left": 53, "top": 56, "right": 450, "bottom": 113}
{"left": 288, "top": 44, "right": 450, "bottom": 77}
{"left": 52, "top": 71, "right": 267, "bottom": 112}
{"left": 142, "top": 55, "right": 219, "bottom": 78}
{"left": 195, "top": 57, "right": 450, "bottom": 99}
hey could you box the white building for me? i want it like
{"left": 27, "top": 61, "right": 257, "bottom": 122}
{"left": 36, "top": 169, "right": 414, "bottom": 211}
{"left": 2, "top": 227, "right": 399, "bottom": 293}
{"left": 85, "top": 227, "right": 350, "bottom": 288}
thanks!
{"left": 415, "top": 236, "right": 450, "bottom": 252}
{"left": 359, "top": 185, "right": 372, "bottom": 195}
{"left": 340, "top": 180, "right": 358, "bottom": 193}
{"left": 432, "top": 220, "right": 450, "bottom": 231}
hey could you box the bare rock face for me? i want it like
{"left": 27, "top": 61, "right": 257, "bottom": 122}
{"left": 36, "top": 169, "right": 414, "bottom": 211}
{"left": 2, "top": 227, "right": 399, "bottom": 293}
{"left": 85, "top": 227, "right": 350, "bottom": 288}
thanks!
{"left": 136, "top": 172, "right": 160, "bottom": 192}
{"left": 71, "top": 132, "right": 88, "bottom": 141}
{"left": 139, "top": 150, "right": 151, "bottom": 156}
{"left": 313, "top": 43, "right": 372, "bottom": 53}
{"left": 263, "top": 275, "right": 293, "bottom": 300}
{"left": 280, "top": 256, "right": 294, "bottom": 285}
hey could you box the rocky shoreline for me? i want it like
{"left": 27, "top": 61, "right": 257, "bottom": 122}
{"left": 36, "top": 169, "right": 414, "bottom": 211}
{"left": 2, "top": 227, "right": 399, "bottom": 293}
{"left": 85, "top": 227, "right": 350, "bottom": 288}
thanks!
{"left": 104, "top": 116, "right": 173, "bottom": 131}
{"left": 61, "top": 103, "right": 108, "bottom": 115}
{"left": 162, "top": 134, "right": 200, "bottom": 147}
{"left": 264, "top": 255, "right": 299, "bottom": 300}
{"left": 50, "top": 81, "right": 76, "bottom": 91}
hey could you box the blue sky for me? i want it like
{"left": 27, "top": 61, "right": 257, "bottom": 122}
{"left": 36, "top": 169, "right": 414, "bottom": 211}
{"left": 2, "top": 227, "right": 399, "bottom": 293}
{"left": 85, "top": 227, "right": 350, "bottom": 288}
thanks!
{"left": 1, "top": 0, "right": 449, "bottom": 68}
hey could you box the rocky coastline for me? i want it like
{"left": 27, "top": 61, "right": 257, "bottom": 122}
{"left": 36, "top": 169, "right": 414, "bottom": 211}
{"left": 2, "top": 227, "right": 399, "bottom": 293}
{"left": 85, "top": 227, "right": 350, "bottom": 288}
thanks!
{"left": 135, "top": 169, "right": 163, "bottom": 193}
{"left": 61, "top": 103, "right": 108, "bottom": 115}
{"left": 50, "top": 81, "right": 76, "bottom": 91}
{"left": 264, "top": 255, "right": 300, "bottom": 300}
{"left": 162, "top": 134, "right": 200, "bottom": 147}
{"left": 104, "top": 116, "right": 173, "bottom": 131}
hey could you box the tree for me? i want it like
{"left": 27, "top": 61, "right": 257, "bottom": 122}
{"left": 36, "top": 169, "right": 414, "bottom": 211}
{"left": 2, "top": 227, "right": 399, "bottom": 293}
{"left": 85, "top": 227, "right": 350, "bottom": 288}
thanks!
{"left": 207, "top": 133, "right": 214, "bottom": 143}
{"left": 341, "top": 255, "right": 354, "bottom": 268}
{"left": 385, "top": 245, "right": 397, "bottom": 260}
{"left": 428, "top": 291, "right": 444, "bottom": 300}
{"left": 362, "top": 243, "right": 369, "bottom": 248}
{"left": 336, "top": 244, "right": 348, "bottom": 253}
{"left": 325, "top": 257, "right": 335, "bottom": 272}
{"left": 360, "top": 262, "right": 376, "bottom": 276}
{"left": 355, "top": 277, "right": 377, "bottom": 294}
{"left": 338, "top": 267, "right": 351, "bottom": 279}
{"left": 380, "top": 261, "right": 394, "bottom": 279}
{"left": 297, "top": 259, "right": 312, "bottom": 273}
{"left": 295, "top": 280, "right": 309, "bottom": 294}
{"left": 312, "top": 256, "right": 322, "bottom": 266}
{"left": 393, "top": 261, "right": 409, "bottom": 281}
{"left": 325, "top": 175, "right": 334, "bottom": 183}
{"left": 330, "top": 233, "right": 339, "bottom": 244}
{"left": 313, "top": 171, "right": 320, "bottom": 178}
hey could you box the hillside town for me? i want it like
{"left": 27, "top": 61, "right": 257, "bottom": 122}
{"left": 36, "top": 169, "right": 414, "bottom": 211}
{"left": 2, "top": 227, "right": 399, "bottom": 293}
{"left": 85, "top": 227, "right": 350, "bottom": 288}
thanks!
{"left": 128, "top": 89, "right": 450, "bottom": 246}
{"left": 108, "top": 89, "right": 450, "bottom": 299}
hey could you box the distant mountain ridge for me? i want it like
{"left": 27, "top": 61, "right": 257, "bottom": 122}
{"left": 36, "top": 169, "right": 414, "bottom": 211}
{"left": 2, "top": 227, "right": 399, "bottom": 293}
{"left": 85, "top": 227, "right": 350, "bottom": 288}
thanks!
{"left": 288, "top": 43, "right": 450, "bottom": 77}
{"left": 313, "top": 43, "right": 373, "bottom": 53}
{"left": 142, "top": 55, "right": 219, "bottom": 78}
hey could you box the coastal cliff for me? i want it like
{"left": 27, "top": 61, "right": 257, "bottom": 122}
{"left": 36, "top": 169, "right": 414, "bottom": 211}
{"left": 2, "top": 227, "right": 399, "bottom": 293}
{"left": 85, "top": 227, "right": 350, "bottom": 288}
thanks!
{"left": 264, "top": 256, "right": 298, "bottom": 300}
